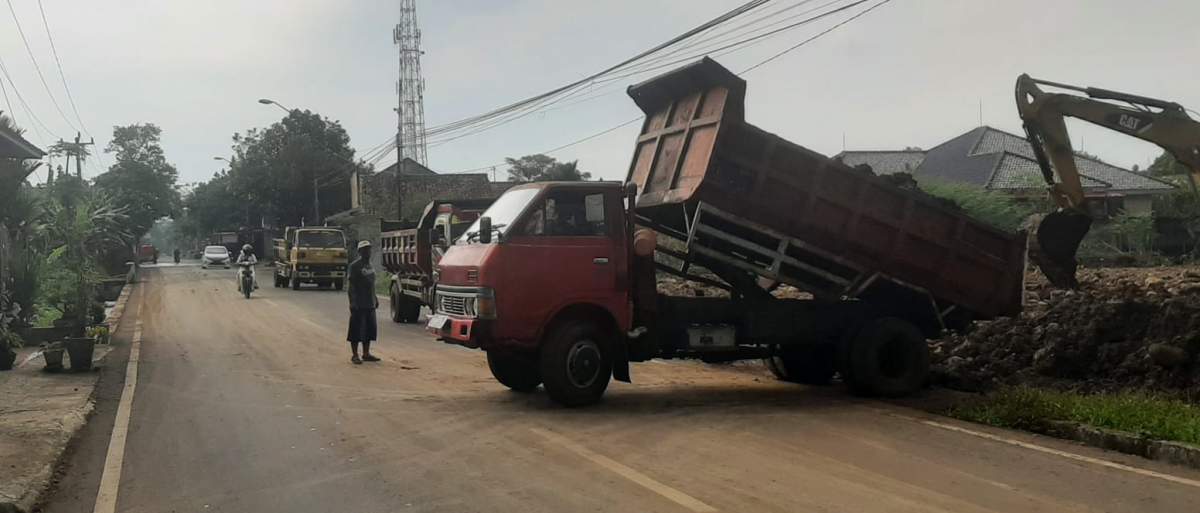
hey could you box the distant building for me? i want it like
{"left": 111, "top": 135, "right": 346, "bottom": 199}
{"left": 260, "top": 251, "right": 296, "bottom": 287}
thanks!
{"left": 838, "top": 126, "right": 1174, "bottom": 217}
{"left": 0, "top": 122, "right": 44, "bottom": 161}
{"left": 329, "top": 157, "right": 515, "bottom": 269}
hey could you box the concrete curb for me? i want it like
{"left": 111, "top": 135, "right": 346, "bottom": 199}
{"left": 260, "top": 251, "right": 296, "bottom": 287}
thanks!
{"left": 1045, "top": 420, "right": 1200, "bottom": 470}
{"left": 0, "top": 284, "right": 135, "bottom": 513}
{"left": 105, "top": 283, "right": 134, "bottom": 335}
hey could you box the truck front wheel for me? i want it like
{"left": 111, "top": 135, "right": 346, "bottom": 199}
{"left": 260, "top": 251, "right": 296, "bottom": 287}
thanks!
{"left": 487, "top": 351, "right": 541, "bottom": 392}
{"left": 845, "top": 318, "right": 929, "bottom": 397}
{"left": 540, "top": 320, "right": 612, "bottom": 407}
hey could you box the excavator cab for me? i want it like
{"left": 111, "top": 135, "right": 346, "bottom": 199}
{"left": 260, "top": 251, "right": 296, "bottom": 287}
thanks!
{"left": 1015, "top": 74, "right": 1200, "bottom": 288}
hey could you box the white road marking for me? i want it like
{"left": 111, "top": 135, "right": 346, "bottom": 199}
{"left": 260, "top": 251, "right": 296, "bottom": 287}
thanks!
{"left": 531, "top": 427, "right": 717, "bottom": 512}
{"left": 901, "top": 414, "right": 1200, "bottom": 489}
{"left": 93, "top": 290, "right": 144, "bottom": 513}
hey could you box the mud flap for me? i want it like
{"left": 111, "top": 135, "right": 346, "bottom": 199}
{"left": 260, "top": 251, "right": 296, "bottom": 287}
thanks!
{"left": 612, "top": 341, "right": 631, "bottom": 383}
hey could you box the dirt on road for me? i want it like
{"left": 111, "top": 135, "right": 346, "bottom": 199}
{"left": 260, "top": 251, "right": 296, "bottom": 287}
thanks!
{"left": 37, "top": 266, "right": 1200, "bottom": 513}
{"left": 932, "top": 266, "right": 1200, "bottom": 398}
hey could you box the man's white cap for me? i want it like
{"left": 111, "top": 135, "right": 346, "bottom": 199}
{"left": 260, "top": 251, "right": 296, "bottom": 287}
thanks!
{"left": 357, "top": 240, "right": 372, "bottom": 250}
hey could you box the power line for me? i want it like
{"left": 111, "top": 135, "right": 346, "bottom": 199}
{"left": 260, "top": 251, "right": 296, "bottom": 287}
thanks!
{"left": 445, "top": 117, "right": 641, "bottom": 175}
{"left": 0, "top": 72, "right": 14, "bottom": 124}
{"left": 36, "top": 0, "right": 89, "bottom": 137}
{"left": 741, "top": 0, "right": 895, "bottom": 74}
{"left": 0, "top": 53, "right": 59, "bottom": 138}
{"left": 420, "top": 0, "right": 771, "bottom": 139}
{"left": 5, "top": 0, "right": 78, "bottom": 132}
{"left": 443, "top": 0, "right": 893, "bottom": 176}
{"left": 424, "top": 0, "right": 865, "bottom": 147}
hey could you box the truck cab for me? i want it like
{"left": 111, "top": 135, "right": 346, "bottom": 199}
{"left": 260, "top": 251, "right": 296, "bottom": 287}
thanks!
{"left": 273, "top": 227, "right": 348, "bottom": 290}
{"left": 429, "top": 182, "right": 632, "bottom": 404}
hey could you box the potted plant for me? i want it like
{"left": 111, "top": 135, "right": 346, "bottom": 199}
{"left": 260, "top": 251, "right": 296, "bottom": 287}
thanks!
{"left": 63, "top": 336, "right": 95, "bottom": 371}
{"left": 85, "top": 324, "right": 111, "bottom": 345}
{"left": 42, "top": 340, "right": 64, "bottom": 372}
{"left": 41, "top": 193, "right": 128, "bottom": 372}
{"left": 0, "top": 294, "right": 20, "bottom": 371}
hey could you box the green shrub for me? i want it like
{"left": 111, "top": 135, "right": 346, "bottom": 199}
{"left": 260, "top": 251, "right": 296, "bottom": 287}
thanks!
{"left": 951, "top": 386, "right": 1200, "bottom": 446}
{"left": 918, "top": 181, "right": 1043, "bottom": 232}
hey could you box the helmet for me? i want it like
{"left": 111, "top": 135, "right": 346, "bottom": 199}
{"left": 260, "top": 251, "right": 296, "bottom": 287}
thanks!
{"left": 242, "top": 244, "right": 253, "bottom": 252}
{"left": 357, "top": 240, "right": 372, "bottom": 250}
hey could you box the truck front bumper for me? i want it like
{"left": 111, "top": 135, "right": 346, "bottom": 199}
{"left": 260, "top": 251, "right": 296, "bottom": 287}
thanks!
{"left": 427, "top": 315, "right": 489, "bottom": 348}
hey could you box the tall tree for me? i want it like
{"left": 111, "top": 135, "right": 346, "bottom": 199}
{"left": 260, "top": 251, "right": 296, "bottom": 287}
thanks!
{"left": 227, "top": 110, "right": 369, "bottom": 226}
{"left": 93, "top": 123, "right": 180, "bottom": 240}
{"left": 179, "top": 171, "right": 242, "bottom": 239}
{"left": 1148, "top": 150, "right": 1189, "bottom": 177}
{"left": 505, "top": 154, "right": 591, "bottom": 182}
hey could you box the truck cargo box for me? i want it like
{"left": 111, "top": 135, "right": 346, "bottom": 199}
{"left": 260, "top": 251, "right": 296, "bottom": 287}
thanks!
{"left": 626, "top": 58, "right": 1026, "bottom": 320}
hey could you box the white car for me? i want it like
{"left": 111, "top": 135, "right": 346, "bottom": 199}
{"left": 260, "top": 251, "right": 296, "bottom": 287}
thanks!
{"left": 201, "top": 245, "right": 231, "bottom": 269}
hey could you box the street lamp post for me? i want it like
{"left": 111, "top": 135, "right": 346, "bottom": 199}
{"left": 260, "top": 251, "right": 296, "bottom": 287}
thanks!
{"left": 257, "top": 98, "right": 292, "bottom": 115}
{"left": 256, "top": 98, "right": 324, "bottom": 223}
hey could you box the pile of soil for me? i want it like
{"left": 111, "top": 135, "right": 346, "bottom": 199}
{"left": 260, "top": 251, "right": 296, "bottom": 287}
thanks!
{"left": 931, "top": 267, "right": 1200, "bottom": 398}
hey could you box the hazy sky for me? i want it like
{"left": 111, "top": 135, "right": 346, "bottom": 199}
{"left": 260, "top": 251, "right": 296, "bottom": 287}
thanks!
{"left": 2, "top": 0, "right": 1195, "bottom": 186}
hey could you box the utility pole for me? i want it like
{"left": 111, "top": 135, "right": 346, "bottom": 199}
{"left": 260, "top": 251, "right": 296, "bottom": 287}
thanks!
{"left": 57, "top": 132, "right": 94, "bottom": 178}
{"left": 312, "top": 176, "right": 321, "bottom": 225}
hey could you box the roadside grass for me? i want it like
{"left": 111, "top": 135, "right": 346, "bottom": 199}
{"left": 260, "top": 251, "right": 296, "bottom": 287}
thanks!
{"left": 375, "top": 272, "right": 392, "bottom": 297}
{"left": 949, "top": 386, "right": 1200, "bottom": 446}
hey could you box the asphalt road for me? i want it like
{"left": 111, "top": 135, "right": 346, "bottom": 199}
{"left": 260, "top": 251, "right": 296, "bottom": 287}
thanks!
{"left": 42, "top": 266, "right": 1200, "bottom": 512}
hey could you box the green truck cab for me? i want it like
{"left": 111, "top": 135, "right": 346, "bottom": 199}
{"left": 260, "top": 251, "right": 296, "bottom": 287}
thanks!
{"left": 273, "top": 227, "right": 348, "bottom": 290}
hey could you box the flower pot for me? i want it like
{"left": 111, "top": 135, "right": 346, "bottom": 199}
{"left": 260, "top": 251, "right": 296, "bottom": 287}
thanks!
{"left": 0, "top": 348, "right": 15, "bottom": 371}
{"left": 64, "top": 337, "right": 95, "bottom": 372}
{"left": 43, "top": 347, "right": 65, "bottom": 372}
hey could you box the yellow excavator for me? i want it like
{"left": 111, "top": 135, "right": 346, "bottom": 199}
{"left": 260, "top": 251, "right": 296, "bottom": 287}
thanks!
{"left": 1015, "top": 74, "right": 1200, "bottom": 288}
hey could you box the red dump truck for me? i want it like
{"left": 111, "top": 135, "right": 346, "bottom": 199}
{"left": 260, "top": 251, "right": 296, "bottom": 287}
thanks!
{"left": 428, "top": 58, "right": 1028, "bottom": 406}
{"left": 380, "top": 198, "right": 496, "bottom": 323}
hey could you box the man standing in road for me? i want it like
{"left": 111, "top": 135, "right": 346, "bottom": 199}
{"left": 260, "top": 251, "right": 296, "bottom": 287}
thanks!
{"left": 347, "top": 240, "right": 380, "bottom": 365}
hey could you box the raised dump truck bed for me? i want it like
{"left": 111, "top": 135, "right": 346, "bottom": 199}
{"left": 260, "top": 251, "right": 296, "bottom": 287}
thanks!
{"left": 626, "top": 58, "right": 1027, "bottom": 325}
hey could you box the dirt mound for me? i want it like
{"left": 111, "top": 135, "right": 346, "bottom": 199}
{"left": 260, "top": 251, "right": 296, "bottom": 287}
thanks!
{"left": 931, "top": 267, "right": 1200, "bottom": 398}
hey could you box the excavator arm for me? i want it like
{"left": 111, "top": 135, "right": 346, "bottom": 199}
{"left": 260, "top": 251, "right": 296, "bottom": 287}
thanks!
{"left": 1014, "top": 74, "right": 1200, "bottom": 287}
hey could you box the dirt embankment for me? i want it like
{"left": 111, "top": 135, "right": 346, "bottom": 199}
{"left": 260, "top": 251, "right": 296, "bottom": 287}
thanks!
{"left": 932, "top": 267, "right": 1200, "bottom": 399}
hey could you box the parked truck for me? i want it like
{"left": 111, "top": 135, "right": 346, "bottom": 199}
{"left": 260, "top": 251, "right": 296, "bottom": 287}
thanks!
{"left": 272, "top": 226, "right": 348, "bottom": 290}
{"left": 427, "top": 58, "right": 1028, "bottom": 406}
{"left": 210, "top": 231, "right": 240, "bottom": 257}
{"left": 381, "top": 198, "right": 496, "bottom": 323}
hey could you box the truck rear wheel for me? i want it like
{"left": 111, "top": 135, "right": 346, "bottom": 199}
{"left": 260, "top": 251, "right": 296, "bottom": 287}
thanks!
{"left": 540, "top": 320, "right": 611, "bottom": 407}
{"left": 845, "top": 318, "right": 929, "bottom": 397}
{"left": 487, "top": 351, "right": 541, "bottom": 392}
{"left": 334, "top": 279, "right": 344, "bottom": 291}
{"left": 766, "top": 344, "right": 837, "bottom": 385}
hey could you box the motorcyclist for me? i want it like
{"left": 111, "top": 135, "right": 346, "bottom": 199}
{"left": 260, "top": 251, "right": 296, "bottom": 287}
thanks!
{"left": 235, "top": 244, "right": 258, "bottom": 291}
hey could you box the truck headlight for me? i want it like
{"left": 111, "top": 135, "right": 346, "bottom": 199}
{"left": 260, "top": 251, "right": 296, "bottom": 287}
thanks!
{"left": 474, "top": 288, "right": 496, "bottom": 319}
{"left": 475, "top": 296, "right": 496, "bottom": 319}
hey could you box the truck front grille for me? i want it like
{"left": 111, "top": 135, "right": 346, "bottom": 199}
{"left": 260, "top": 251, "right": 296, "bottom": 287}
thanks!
{"left": 439, "top": 295, "right": 469, "bottom": 316}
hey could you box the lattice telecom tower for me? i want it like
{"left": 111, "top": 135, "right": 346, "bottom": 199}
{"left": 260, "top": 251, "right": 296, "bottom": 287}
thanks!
{"left": 394, "top": 0, "right": 428, "bottom": 166}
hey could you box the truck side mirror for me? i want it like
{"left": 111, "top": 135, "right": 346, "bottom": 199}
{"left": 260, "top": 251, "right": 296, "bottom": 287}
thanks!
{"left": 430, "top": 227, "right": 447, "bottom": 248}
{"left": 479, "top": 217, "right": 492, "bottom": 244}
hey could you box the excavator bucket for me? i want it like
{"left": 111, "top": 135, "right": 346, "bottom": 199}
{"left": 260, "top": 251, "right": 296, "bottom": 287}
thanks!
{"left": 1028, "top": 210, "right": 1092, "bottom": 289}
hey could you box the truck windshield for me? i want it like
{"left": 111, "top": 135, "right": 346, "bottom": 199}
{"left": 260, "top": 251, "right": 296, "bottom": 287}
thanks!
{"left": 459, "top": 188, "right": 539, "bottom": 244}
{"left": 297, "top": 231, "right": 345, "bottom": 248}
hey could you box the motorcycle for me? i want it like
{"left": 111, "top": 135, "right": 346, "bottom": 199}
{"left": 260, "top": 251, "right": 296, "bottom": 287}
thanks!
{"left": 237, "top": 261, "right": 255, "bottom": 299}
